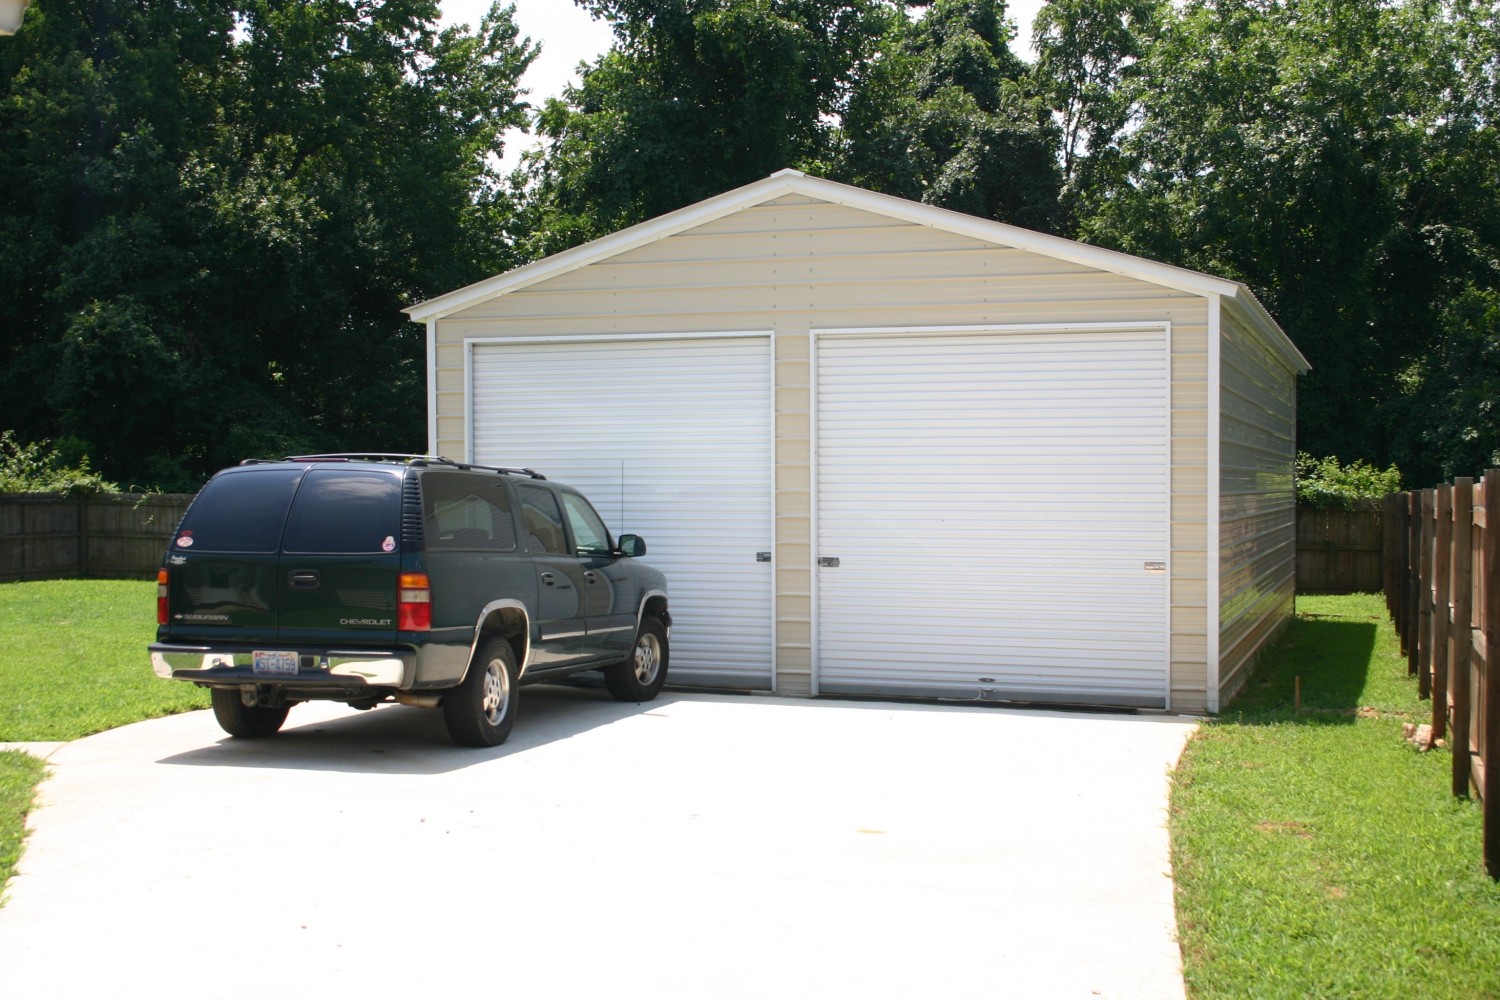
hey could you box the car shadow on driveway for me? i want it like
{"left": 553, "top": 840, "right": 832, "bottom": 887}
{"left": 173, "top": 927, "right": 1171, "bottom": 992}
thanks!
{"left": 153, "top": 685, "right": 685, "bottom": 776}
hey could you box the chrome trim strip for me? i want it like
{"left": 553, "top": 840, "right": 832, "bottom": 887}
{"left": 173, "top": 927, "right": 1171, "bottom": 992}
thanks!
{"left": 636, "top": 589, "right": 669, "bottom": 635}
{"left": 468, "top": 599, "right": 533, "bottom": 680}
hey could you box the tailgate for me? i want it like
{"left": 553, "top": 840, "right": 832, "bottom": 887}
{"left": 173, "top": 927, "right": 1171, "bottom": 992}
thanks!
{"left": 275, "top": 468, "right": 403, "bottom": 646}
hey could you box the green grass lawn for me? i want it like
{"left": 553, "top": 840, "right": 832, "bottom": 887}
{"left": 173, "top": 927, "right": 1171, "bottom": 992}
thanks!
{"left": 0, "top": 579, "right": 208, "bottom": 742}
{"left": 0, "top": 750, "right": 46, "bottom": 898}
{"left": 1172, "top": 593, "right": 1500, "bottom": 999}
{"left": 0, "top": 578, "right": 209, "bottom": 894}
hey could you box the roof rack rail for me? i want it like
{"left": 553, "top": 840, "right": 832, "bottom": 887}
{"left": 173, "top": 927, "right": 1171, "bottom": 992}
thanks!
{"left": 282, "top": 452, "right": 433, "bottom": 464}
{"left": 276, "top": 453, "right": 547, "bottom": 479}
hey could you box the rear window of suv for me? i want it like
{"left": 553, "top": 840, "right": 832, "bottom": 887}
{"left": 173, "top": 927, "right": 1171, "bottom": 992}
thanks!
{"left": 281, "top": 470, "right": 402, "bottom": 554}
{"left": 175, "top": 468, "right": 303, "bottom": 553}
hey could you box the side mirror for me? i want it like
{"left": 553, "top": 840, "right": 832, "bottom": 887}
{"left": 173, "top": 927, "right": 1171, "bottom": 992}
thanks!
{"left": 615, "top": 534, "right": 647, "bottom": 557}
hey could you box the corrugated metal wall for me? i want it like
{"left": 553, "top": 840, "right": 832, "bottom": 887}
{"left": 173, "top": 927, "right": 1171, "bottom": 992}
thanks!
{"left": 1218, "top": 306, "right": 1299, "bottom": 705}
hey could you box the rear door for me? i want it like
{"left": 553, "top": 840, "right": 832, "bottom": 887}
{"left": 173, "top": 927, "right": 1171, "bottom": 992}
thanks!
{"left": 165, "top": 466, "right": 304, "bottom": 643}
{"left": 276, "top": 468, "right": 404, "bottom": 648}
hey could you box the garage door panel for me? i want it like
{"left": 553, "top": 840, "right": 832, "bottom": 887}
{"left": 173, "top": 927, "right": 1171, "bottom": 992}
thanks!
{"left": 815, "top": 327, "right": 1169, "bottom": 707}
{"left": 472, "top": 336, "right": 773, "bottom": 688}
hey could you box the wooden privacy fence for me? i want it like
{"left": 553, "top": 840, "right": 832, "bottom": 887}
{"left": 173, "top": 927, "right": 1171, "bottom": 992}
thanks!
{"left": 1385, "top": 471, "right": 1500, "bottom": 878}
{"left": 1297, "top": 507, "right": 1383, "bottom": 593}
{"left": 0, "top": 493, "right": 194, "bottom": 581}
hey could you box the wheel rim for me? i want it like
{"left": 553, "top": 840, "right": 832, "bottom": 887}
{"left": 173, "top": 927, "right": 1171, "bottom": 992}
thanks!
{"left": 632, "top": 633, "right": 661, "bottom": 685}
{"left": 481, "top": 657, "right": 511, "bottom": 726}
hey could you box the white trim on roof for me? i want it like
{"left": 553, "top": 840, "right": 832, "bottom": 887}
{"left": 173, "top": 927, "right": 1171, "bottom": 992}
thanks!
{"left": 405, "top": 169, "right": 1309, "bottom": 374}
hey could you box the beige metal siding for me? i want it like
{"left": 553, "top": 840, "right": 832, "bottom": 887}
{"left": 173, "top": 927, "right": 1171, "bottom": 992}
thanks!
{"left": 433, "top": 194, "right": 1213, "bottom": 707}
{"left": 1219, "top": 307, "right": 1299, "bottom": 706}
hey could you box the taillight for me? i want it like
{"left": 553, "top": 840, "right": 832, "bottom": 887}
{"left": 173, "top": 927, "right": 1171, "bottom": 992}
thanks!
{"left": 157, "top": 569, "right": 169, "bottom": 626}
{"left": 398, "top": 572, "right": 431, "bottom": 631}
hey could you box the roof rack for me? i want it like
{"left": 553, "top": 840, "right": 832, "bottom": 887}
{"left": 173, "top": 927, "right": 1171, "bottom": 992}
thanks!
{"left": 270, "top": 453, "right": 547, "bottom": 480}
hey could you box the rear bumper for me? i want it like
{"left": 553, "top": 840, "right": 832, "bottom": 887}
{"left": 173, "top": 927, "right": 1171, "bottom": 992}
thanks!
{"left": 150, "top": 643, "right": 413, "bottom": 689}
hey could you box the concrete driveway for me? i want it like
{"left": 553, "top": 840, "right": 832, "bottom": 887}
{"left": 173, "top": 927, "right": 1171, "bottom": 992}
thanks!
{"left": 0, "top": 690, "right": 1196, "bottom": 999}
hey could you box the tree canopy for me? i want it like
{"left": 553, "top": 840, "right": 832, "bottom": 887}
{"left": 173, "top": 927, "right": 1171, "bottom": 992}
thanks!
{"left": 2, "top": 0, "right": 1496, "bottom": 488}
{"left": 0, "top": 0, "right": 536, "bottom": 489}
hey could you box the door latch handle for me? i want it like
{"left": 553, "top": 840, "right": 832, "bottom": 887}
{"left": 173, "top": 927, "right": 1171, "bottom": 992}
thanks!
{"left": 756, "top": 552, "right": 772, "bottom": 563}
{"left": 540, "top": 572, "right": 555, "bottom": 587}
{"left": 288, "top": 570, "right": 321, "bottom": 589}
{"left": 584, "top": 571, "right": 598, "bottom": 584}
{"left": 819, "top": 557, "right": 840, "bottom": 568}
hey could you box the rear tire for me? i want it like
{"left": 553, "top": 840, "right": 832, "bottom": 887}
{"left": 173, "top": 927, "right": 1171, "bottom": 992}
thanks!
{"left": 210, "top": 688, "right": 289, "bottom": 738}
{"left": 604, "top": 617, "right": 669, "bottom": 702}
{"left": 444, "top": 638, "right": 519, "bottom": 747}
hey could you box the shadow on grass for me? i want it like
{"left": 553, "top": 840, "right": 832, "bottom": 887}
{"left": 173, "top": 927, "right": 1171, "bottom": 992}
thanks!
{"left": 1221, "top": 612, "right": 1379, "bottom": 725}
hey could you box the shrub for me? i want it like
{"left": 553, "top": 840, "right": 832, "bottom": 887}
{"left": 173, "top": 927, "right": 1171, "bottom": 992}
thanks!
{"left": 1295, "top": 453, "right": 1401, "bottom": 510}
{"left": 0, "top": 431, "right": 120, "bottom": 496}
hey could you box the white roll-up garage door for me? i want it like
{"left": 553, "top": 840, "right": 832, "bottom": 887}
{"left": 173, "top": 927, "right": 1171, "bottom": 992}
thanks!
{"left": 471, "top": 334, "right": 774, "bottom": 689}
{"left": 814, "top": 325, "right": 1170, "bottom": 707}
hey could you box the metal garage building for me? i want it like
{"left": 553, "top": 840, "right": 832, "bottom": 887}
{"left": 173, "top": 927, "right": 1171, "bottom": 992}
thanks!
{"left": 406, "top": 170, "right": 1309, "bottom": 714}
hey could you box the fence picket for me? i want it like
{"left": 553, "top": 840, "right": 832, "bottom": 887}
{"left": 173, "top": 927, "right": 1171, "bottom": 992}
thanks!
{"left": 1386, "top": 472, "right": 1500, "bottom": 878}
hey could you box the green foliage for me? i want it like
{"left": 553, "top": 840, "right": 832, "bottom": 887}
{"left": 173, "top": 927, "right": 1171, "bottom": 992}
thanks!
{"left": 1172, "top": 594, "right": 1500, "bottom": 998}
{"left": 0, "top": 431, "right": 119, "bottom": 496}
{"left": 1063, "top": 0, "right": 1500, "bottom": 485}
{"left": 835, "top": 0, "right": 1063, "bottom": 231}
{"left": 0, "top": 580, "right": 208, "bottom": 741}
{"left": 1294, "top": 453, "right": 1401, "bottom": 510}
{"left": 0, "top": 0, "right": 537, "bottom": 489}
{"left": 520, "top": 0, "right": 892, "bottom": 254}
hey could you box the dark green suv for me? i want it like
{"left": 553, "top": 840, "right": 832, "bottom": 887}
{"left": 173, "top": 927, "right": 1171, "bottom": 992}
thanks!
{"left": 149, "top": 454, "right": 670, "bottom": 747}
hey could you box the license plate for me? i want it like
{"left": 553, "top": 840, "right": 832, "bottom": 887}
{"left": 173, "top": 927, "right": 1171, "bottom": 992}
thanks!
{"left": 252, "top": 650, "right": 299, "bottom": 676}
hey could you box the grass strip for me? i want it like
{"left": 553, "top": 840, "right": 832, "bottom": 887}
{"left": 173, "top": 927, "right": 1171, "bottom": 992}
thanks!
{"left": 0, "top": 579, "right": 208, "bottom": 741}
{"left": 1172, "top": 593, "right": 1500, "bottom": 999}
{"left": 0, "top": 750, "right": 46, "bottom": 896}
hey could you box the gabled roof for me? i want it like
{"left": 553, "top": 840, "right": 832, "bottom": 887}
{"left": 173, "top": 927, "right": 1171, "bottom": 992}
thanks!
{"left": 406, "top": 169, "right": 1308, "bottom": 373}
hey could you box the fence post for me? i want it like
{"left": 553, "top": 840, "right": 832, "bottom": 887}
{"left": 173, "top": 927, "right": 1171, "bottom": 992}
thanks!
{"left": 1419, "top": 489, "right": 1436, "bottom": 695}
{"left": 1383, "top": 494, "right": 1395, "bottom": 620}
{"left": 1452, "top": 479, "right": 1475, "bottom": 798}
{"left": 1484, "top": 470, "right": 1500, "bottom": 879}
{"left": 1408, "top": 491, "right": 1421, "bottom": 674}
{"left": 1434, "top": 485, "right": 1453, "bottom": 735}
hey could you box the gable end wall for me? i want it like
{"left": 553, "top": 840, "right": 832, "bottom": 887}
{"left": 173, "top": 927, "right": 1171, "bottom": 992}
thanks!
{"left": 432, "top": 195, "right": 1215, "bottom": 709}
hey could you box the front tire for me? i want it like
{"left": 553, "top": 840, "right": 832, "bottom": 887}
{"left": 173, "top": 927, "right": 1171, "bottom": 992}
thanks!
{"left": 444, "top": 638, "right": 519, "bottom": 747}
{"left": 604, "top": 617, "right": 669, "bottom": 702}
{"left": 210, "top": 688, "right": 289, "bottom": 739}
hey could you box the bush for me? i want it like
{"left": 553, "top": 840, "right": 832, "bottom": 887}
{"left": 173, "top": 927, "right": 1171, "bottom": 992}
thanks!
{"left": 1295, "top": 453, "right": 1401, "bottom": 510}
{"left": 0, "top": 431, "right": 120, "bottom": 496}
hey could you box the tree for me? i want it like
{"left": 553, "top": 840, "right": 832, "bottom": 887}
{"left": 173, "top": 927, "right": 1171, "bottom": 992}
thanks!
{"left": 520, "top": 0, "right": 893, "bottom": 255}
{"left": 0, "top": 0, "right": 537, "bottom": 488}
{"left": 837, "top": 0, "right": 1063, "bottom": 231}
{"left": 1031, "top": 0, "right": 1158, "bottom": 223}
{"left": 1070, "top": 0, "right": 1500, "bottom": 483}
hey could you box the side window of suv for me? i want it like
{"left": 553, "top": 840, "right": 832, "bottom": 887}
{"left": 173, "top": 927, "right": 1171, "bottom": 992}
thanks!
{"left": 422, "top": 473, "right": 517, "bottom": 552}
{"left": 561, "top": 493, "right": 612, "bottom": 557}
{"left": 518, "top": 486, "right": 568, "bottom": 555}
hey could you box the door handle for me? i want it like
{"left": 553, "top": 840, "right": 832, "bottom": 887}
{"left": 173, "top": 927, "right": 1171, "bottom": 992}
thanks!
{"left": 819, "top": 557, "right": 840, "bottom": 568}
{"left": 288, "top": 570, "right": 321, "bottom": 589}
{"left": 541, "top": 572, "right": 555, "bottom": 587}
{"left": 584, "top": 571, "right": 598, "bottom": 584}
